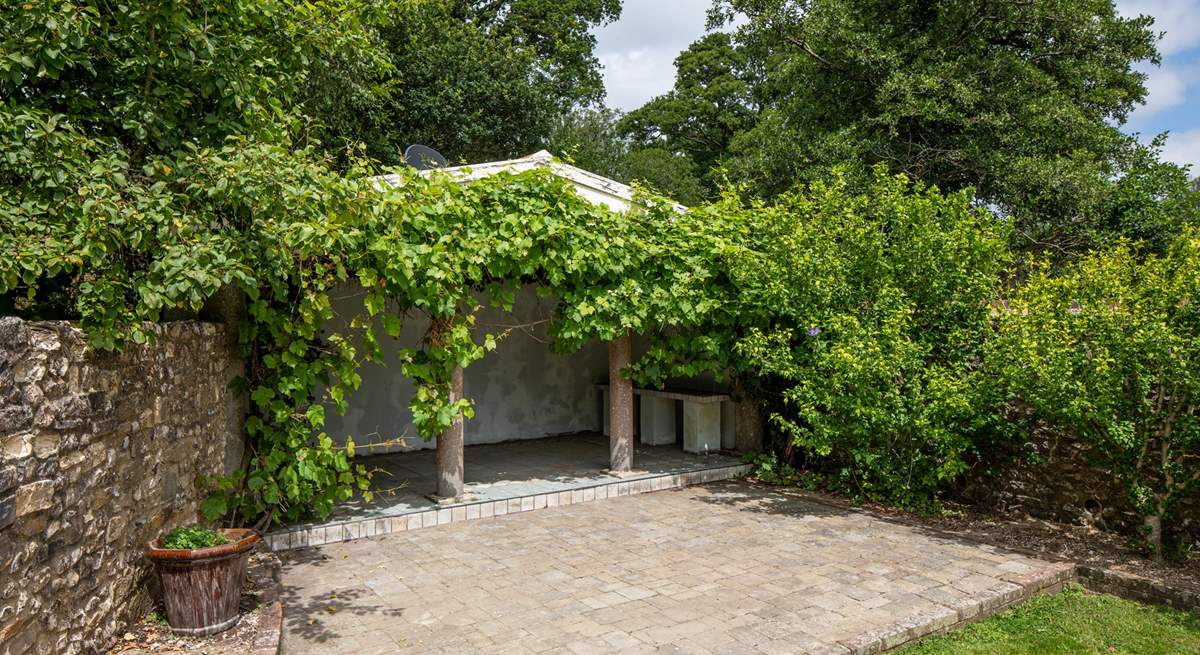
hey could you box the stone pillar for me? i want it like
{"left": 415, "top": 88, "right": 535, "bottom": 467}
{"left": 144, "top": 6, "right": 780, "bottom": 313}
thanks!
{"left": 431, "top": 315, "right": 465, "bottom": 500}
{"left": 608, "top": 330, "right": 634, "bottom": 472}
{"left": 733, "top": 378, "right": 763, "bottom": 453}
{"left": 436, "top": 363, "right": 465, "bottom": 499}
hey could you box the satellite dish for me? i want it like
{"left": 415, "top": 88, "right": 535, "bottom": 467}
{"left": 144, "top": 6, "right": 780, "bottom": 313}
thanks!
{"left": 403, "top": 144, "right": 448, "bottom": 170}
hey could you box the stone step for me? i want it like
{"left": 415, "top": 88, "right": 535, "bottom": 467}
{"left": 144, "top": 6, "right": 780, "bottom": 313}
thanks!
{"left": 265, "top": 462, "right": 751, "bottom": 551}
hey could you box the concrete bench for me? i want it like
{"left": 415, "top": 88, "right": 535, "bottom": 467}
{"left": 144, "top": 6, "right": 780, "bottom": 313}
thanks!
{"left": 597, "top": 385, "right": 735, "bottom": 454}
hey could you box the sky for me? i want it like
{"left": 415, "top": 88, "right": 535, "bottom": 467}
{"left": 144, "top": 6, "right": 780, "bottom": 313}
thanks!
{"left": 594, "top": 0, "right": 1200, "bottom": 174}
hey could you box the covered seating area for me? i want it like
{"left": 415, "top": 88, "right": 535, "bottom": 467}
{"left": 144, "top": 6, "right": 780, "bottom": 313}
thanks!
{"left": 266, "top": 152, "right": 759, "bottom": 551}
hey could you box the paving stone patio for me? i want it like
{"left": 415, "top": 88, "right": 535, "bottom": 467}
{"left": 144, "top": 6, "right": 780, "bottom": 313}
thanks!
{"left": 278, "top": 481, "right": 1073, "bottom": 654}
{"left": 267, "top": 434, "right": 747, "bottom": 550}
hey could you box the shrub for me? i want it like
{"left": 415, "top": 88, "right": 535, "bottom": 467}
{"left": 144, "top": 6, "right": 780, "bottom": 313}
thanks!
{"left": 993, "top": 232, "right": 1200, "bottom": 560}
{"left": 162, "top": 526, "right": 230, "bottom": 550}
{"left": 728, "top": 170, "right": 1011, "bottom": 509}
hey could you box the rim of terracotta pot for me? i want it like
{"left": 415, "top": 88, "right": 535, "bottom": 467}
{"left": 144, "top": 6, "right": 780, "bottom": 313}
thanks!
{"left": 146, "top": 528, "right": 260, "bottom": 562}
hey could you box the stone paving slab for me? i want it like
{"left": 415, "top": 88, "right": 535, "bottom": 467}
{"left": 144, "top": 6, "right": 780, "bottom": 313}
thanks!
{"left": 267, "top": 434, "right": 746, "bottom": 551}
{"left": 279, "top": 481, "right": 1072, "bottom": 654}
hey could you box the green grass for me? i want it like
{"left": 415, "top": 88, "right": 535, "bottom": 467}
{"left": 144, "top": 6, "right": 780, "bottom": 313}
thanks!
{"left": 902, "top": 585, "right": 1200, "bottom": 654}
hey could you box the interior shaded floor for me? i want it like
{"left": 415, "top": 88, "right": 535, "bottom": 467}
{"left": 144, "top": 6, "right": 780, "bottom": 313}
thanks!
{"left": 293, "top": 433, "right": 742, "bottom": 528}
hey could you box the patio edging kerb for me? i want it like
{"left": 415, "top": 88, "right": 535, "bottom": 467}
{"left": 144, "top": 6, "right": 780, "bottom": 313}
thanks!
{"left": 265, "top": 461, "right": 751, "bottom": 551}
{"left": 855, "top": 561, "right": 1076, "bottom": 654}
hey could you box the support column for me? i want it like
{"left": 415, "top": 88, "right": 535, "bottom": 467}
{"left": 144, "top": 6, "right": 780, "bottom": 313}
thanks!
{"left": 720, "top": 401, "right": 736, "bottom": 450}
{"left": 601, "top": 387, "right": 611, "bottom": 436}
{"left": 733, "top": 377, "right": 764, "bottom": 453}
{"left": 608, "top": 329, "right": 634, "bottom": 472}
{"left": 431, "top": 314, "right": 465, "bottom": 500}
{"left": 436, "top": 363, "right": 465, "bottom": 498}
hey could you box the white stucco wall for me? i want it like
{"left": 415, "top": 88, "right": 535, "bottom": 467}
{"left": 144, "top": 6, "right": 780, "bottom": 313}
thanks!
{"left": 322, "top": 285, "right": 609, "bottom": 453}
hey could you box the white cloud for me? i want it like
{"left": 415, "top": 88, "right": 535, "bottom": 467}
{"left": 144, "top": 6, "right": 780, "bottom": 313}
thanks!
{"left": 1129, "top": 62, "right": 1199, "bottom": 124}
{"left": 1158, "top": 128, "right": 1200, "bottom": 174}
{"left": 594, "top": 0, "right": 713, "bottom": 111}
{"left": 1118, "top": 0, "right": 1200, "bottom": 57}
{"left": 598, "top": 48, "right": 683, "bottom": 111}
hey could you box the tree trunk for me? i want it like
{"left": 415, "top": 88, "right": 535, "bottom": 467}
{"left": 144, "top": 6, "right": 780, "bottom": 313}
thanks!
{"left": 733, "top": 378, "right": 763, "bottom": 453}
{"left": 608, "top": 330, "right": 634, "bottom": 472}
{"left": 1144, "top": 513, "right": 1164, "bottom": 563}
{"left": 431, "top": 315, "right": 465, "bottom": 499}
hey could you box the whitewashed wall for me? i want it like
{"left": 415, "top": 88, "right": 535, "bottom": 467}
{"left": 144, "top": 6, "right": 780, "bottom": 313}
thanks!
{"left": 322, "top": 285, "right": 609, "bottom": 453}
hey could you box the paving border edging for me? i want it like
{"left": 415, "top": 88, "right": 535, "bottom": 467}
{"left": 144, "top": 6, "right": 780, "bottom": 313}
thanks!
{"left": 247, "top": 550, "right": 284, "bottom": 655}
{"left": 1076, "top": 564, "right": 1200, "bottom": 613}
{"left": 265, "top": 462, "right": 752, "bottom": 551}
{"left": 841, "top": 561, "right": 1077, "bottom": 655}
{"left": 880, "top": 564, "right": 1200, "bottom": 654}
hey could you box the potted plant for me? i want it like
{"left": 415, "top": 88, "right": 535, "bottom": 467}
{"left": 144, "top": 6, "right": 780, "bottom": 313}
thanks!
{"left": 146, "top": 525, "right": 260, "bottom": 636}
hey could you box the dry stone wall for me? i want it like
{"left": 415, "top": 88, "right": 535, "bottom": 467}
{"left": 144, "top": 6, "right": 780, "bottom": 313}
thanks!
{"left": 964, "top": 432, "right": 1200, "bottom": 540}
{"left": 0, "top": 318, "right": 244, "bottom": 655}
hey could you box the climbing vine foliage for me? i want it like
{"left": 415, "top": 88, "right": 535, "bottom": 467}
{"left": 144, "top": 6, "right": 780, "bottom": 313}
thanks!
{"left": 1, "top": 130, "right": 719, "bottom": 523}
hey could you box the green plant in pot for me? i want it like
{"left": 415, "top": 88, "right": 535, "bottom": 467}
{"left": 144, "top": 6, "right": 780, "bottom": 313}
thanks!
{"left": 146, "top": 526, "right": 260, "bottom": 636}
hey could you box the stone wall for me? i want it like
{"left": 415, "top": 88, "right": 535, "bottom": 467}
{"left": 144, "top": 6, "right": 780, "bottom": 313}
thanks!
{"left": 0, "top": 318, "right": 244, "bottom": 655}
{"left": 963, "top": 432, "right": 1199, "bottom": 539}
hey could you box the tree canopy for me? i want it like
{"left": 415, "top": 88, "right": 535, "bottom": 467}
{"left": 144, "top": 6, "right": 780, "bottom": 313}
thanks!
{"left": 308, "top": 0, "right": 621, "bottom": 165}
{"left": 619, "top": 0, "right": 1196, "bottom": 253}
{"left": 4, "top": 0, "right": 1199, "bottom": 553}
{"left": 620, "top": 32, "right": 759, "bottom": 196}
{"left": 547, "top": 108, "right": 708, "bottom": 205}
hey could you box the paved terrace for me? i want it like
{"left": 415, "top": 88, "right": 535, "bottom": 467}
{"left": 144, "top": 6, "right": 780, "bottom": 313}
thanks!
{"left": 279, "top": 481, "right": 1072, "bottom": 654}
{"left": 267, "top": 434, "right": 748, "bottom": 550}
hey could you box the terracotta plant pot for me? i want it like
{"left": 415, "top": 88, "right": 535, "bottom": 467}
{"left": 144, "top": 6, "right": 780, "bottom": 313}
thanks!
{"left": 146, "top": 528, "right": 260, "bottom": 636}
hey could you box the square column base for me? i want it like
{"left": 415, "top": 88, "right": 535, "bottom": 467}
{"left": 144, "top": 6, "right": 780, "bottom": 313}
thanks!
{"left": 427, "top": 492, "right": 479, "bottom": 506}
{"left": 683, "top": 401, "right": 722, "bottom": 454}
{"left": 640, "top": 396, "right": 676, "bottom": 446}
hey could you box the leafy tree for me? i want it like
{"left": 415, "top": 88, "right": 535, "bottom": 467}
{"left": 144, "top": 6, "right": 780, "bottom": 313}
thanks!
{"left": 636, "top": 170, "right": 1012, "bottom": 508}
{"left": 993, "top": 234, "right": 1200, "bottom": 560}
{"left": 1091, "top": 137, "right": 1200, "bottom": 255}
{"left": 309, "top": 0, "right": 621, "bottom": 165}
{"left": 0, "top": 0, "right": 380, "bottom": 325}
{"left": 0, "top": 1, "right": 363, "bottom": 157}
{"left": 620, "top": 32, "right": 759, "bottom": 196}
{"left": 695, "top": 0, "right": 1193, "bottom": 254}
{"left": 623, "top": 148, "right": 709, "bottom": 207}
{"left": 547, "top": 108, "right": 633, "bottom": 181}
{"left": 547, "top": 108, "right": 707, "bottom": 205}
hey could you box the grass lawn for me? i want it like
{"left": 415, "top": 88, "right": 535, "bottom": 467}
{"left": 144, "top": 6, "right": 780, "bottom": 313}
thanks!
{"left": 902, "top": 585, "right": 1200, "bottom": 654}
